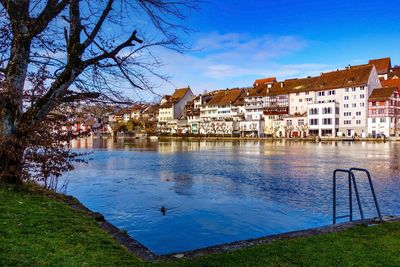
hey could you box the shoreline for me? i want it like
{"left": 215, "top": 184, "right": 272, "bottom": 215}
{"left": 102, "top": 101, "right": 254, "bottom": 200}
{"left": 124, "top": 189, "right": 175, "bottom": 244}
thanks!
{"left": 48, "top": 185, "right": 399, "bottom": 261}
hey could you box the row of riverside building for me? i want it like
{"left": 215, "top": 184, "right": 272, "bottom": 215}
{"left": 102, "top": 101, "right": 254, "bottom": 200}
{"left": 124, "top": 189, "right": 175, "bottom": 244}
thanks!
{"left": 157, "top": 57, "right": 400, "bottom": 138}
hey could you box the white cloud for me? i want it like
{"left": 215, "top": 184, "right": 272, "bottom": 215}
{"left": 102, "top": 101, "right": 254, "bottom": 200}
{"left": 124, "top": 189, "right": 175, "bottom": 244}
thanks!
{"left": 134, "top": 32, "right": 334, "bottom": 98}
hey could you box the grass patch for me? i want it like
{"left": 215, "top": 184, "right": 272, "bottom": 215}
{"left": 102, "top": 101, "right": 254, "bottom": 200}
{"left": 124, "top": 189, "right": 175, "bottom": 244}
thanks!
{"left": 1, "top": 184, "right": 400, "bottom": 266}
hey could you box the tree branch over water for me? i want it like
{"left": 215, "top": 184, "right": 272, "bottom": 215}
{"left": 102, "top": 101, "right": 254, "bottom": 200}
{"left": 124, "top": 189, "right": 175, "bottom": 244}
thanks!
{"left": 0, "top": 0, "right": 198, "bottom": 184}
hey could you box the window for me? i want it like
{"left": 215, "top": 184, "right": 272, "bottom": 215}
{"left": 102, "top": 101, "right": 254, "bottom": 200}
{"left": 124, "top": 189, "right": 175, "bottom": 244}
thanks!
{"left": 344, "top": 120, "right": 351, "bottom": 125}
{"left": 305, "top": 92, "right": 309, "bottom": 95}
{"left": 356, "top": 111, "right": 361, "bottom": 116}
{"left": 286, "top": 120, "right": 292, "bottom": 126}
{"left": 345, "top": 88, "right": 350, "bottom": 92}
{"left": 309, "top": 108, "right": 319, "bottom": 115}
{"left": 344, "top": 96, "right": 349, "bottom": 100}
{"left": 298, "top": 119, "right": 304, "bottom": 126}
{"left": 360, "top": 102, "right": 365, "bottom": 107}
{"left": 310, "top": 119, "right": 319, "bottom": 125}
{"left": 380, "top": 118, "right": 386, "bottom": 123}
{"left": 299, "top": 99, "right": 303, "bottom": 102}
{"left": 328, "top": 90, "right": 336, "bottom": 95}
{"left": 352, "top": 103, "right": 356, "bottom": 108}
{"left": 323, "top": 107, "right": 332, "bottom": 114}
{"left": 318, "top": 91, "right": 325, "bottom": 97}
{"left": 353, "top": 95, "right": 357, "bottom": 100}
{"left": 323, "top": 118, "right": 332, "bottom": 125}
{"left": 352, "top": 87, "right": 356, "bottom": 92}
{"left": 344, "top": 104, "right": 349, "bottom": 108}
{"left": 344, "top": 112, "right": 352, "bottom": 116}
{"left": 356, "top": 120, "right": 361, "bottom": 125}
{"left": 360, "top": 86, "right": 365, "bottom": 90}
{"left": 360, "top": 94, "right": 365, "bottom": 99}
{"left": 372, "top": 118, "right": 376, "bottom": 123}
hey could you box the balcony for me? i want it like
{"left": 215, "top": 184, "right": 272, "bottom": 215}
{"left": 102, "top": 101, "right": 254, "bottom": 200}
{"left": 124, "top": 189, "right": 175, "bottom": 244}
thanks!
{"left": 263, "top": 106, "right": 289, "bottom": 115}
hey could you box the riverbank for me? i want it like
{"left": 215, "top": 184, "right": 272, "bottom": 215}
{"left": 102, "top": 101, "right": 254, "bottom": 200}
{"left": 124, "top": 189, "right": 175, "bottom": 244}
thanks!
{"left": 2, "top": 184, "right": 400, "bottom": 266}
{"left": 157, "top": 135, "right": 391, "bottom": 142}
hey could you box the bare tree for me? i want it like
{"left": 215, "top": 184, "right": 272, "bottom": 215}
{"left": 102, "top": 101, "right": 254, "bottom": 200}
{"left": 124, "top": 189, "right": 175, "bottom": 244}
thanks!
{"left": 0, "top": 0, "right": 196, "bottom": 184}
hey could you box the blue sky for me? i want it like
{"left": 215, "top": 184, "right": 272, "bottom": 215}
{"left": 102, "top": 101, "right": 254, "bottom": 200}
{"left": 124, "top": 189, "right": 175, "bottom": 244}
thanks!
{"left": 141, "top": 0, "right": 400, "bottom": 98}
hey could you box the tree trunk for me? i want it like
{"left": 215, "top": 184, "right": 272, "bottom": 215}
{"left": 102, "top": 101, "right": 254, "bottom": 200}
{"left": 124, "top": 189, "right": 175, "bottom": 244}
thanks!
{"left": 0, "top": 136, "right": 25, "bottom": 185}
{"left": 0, "top": 34, "right": 32, "bottom": 184}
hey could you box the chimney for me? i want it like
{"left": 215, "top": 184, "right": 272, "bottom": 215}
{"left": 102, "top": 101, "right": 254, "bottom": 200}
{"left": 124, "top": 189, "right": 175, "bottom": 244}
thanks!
{"left": 280, "top": 82, "right": 284, "bottom": 88}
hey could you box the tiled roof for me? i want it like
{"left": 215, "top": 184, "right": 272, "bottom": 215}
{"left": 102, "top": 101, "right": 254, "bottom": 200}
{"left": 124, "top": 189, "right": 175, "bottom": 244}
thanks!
{"left": 160, "top": 87, "right": 191, "bottom": 108}
{"left": 253, "top": 77, "right": 277, "bottom": 86}
{"left": 248, "top": 64, "right": 373, "bottom": 96}
{"left": 171, "top": 87, "right": 190, "bottom": 103}
{"left": 369, "top": 87, "right": 397, "bottom": 101}
{"left": 381, "top": 78, "right": 400, "bottom": 89}
{"left": 206, "top": 89, "right": 244, "bottom": 106}
{"left": 369, "top": 57, "right": 391, "bottom": 75}
{"left": 389, "top": 67, "right": 400, "bottom": 79}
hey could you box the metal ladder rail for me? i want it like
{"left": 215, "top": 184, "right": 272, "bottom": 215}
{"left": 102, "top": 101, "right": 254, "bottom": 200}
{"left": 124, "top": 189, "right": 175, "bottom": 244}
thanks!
{"left": 333, "top": 169, "right": 365, "bottom": 224}
{"left": 350, "top": 168, "right": 382, "bottom": 222}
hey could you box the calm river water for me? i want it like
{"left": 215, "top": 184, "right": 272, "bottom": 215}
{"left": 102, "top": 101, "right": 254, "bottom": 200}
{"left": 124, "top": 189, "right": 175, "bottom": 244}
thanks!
{"left": 64, "top": 139, "right": 400, "bottom": 255}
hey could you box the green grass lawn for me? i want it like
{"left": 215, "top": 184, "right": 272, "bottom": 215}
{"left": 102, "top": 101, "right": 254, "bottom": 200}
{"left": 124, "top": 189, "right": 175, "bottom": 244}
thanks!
{"left": 1, "top": 184, "right": 400, "bottom": 267}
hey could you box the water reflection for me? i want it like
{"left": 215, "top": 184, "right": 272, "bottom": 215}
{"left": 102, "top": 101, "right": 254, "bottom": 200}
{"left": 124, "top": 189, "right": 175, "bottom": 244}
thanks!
{"left": 66, "top": 139, "right": 400, "bottom": 255}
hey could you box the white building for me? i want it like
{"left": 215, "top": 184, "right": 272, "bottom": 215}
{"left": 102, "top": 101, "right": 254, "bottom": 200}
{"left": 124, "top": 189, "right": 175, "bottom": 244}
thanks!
{"left": 158, "top": 87, "right": 194, "bottom": 133}
{"left": 308, "top": 102, "right": 340, "bottom": 137}
{"left": 314, "top": 64, "right": 381, "bottom": 137}
{"left": 368, "top": 86, "right": 400, "bottom": 137}
{"left": 200, "top": 89, "right": 244, "bottom": 122}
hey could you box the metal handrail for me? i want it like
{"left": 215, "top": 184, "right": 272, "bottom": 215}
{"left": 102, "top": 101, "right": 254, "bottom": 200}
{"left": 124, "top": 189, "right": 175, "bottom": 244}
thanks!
{"left": 333, "top": 169, "right": 365, "bottom": 224}
{"left": 349, "top": 168, "right": 382, "bottom": 222}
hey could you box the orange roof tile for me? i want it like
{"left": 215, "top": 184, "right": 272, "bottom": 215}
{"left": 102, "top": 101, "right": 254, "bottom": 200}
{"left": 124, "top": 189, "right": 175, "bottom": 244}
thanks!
{"left": 249, "top": 64, "right": 373, "bottom": 96}
{"left": 369, "top": 57, "right": 391, "bottom": 75}
{"left": 170, "top": 87, "right": 190, "bottom": 103}
{"left": 206, "top": 89, "right": 244, "bottom": 106}
{"left": 389, "top": 67, "right": 400, "bottom": 79}
{"left": 253, "top": 77, "right": 277, "bottom": 86}
{"left": 369, "top": 87, "right": 397, "bottom": 101}
{"left": 381, "top": 79, "right": 400, "bottom": 89}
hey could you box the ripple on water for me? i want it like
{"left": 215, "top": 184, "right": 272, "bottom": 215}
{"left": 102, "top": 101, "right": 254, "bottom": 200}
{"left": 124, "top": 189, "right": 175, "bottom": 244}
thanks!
{"left": 66, "top": 140, "right": 400, "bottom": 255}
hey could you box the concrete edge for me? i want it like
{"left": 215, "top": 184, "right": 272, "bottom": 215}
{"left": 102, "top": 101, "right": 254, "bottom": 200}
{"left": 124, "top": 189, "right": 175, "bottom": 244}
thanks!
{"left": 58, "top": 192, "right": 400, "bottom": 262}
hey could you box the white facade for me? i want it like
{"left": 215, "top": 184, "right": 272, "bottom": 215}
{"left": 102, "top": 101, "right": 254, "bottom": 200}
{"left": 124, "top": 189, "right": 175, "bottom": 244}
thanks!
{"left": 289, "top": 91, "right": 316, "bottom": 115}
{"left": 368, "top": 117, "right": 391, "bottom": 137}
{"left": 239, "top": 120, "right": 264, "bottom": 137}
{"left": 308, "top": 102, "right": 340, "bottom": 137}
{"left": 314, "top": 68, "right": 380, "bottom": 136}
{"left": 283, "top": 115, "right": 308, "bottom": 137}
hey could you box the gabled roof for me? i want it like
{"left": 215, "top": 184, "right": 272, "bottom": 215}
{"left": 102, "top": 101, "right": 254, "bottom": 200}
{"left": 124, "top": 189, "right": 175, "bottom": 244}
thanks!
{"left": 369, "top": 87, "right": 397, "bottom": 101}
{"left": 170, "top": 87, "right": 191, "bottom": 103}
{"left": 206, "top": 89, "right": 244, "bottom": 106}
{"left": 381, "top": 78, "right": 400, "bottom": 90}
{"left": 160, "top": 87, "right": 192, "bottom": 108}
{"left": 247, "top": 64, "right": 374, "bottom": 96}
{"left": 344, "top": 64, "right": 374, "bottom": 88}
{"left": 317, "top": 69, "right": 348, "bottom": 91}
{"left": 369, "top": 57, "right": 391, "bottom": 75}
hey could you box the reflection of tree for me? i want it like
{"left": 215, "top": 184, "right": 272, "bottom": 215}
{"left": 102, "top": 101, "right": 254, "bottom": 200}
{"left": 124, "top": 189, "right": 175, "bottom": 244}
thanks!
{"left": 171, "top": 175, "right": 194, "bottom": 196}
